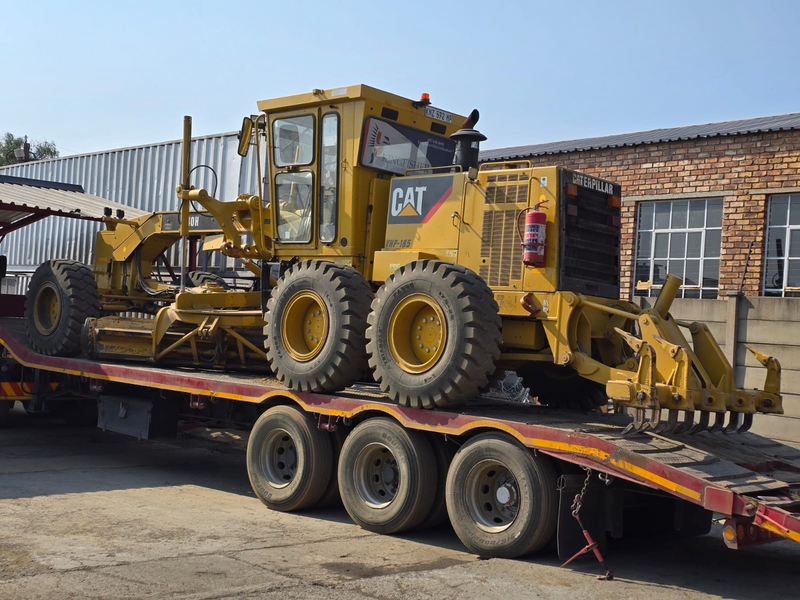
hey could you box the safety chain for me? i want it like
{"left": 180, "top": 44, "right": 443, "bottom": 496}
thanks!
{"left": 571, "top": 467, "right": 593, "bottom": 516}
{"left": 561, "top": 468, "right": 614, "bottom": 580}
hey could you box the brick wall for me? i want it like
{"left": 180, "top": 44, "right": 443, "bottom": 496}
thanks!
{"left": 517, "top": 129, "right": 800, "bottom": 299}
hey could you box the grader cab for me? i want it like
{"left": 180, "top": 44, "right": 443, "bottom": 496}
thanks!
{"left": 26, "top": 84, "right": 783, "bottom": 433}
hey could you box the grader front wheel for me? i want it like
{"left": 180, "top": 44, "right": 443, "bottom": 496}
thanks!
{"left": 264, "top": 260, "right": 373, "bottom": 392}
{"left": 367, "top": 260, "right": 501, "bottom": 409}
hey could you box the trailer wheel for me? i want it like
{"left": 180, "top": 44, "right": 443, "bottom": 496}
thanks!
{"left": 0, "top": 400, "right": 13, "bottom": 427}
{"left": 417, "top": 433, "right": 457, "bottom": 529}
{"left": 246, "top": 405, "right": 332, "bottom": 511}
{"left": 338, "top": 418, "right": 437, "bottom": 534}
{"left": 446, "top": 433, "right": 558, "bottom": 558}
{"left": 367, "top": 260, "right": 501, "bottom": 409}
{"left": 316, "top": 426, "right": 347, "bottom": 507}
{"left": 26, "top": 260, "right": 101, "bottom": 356}
{"left": 265, "top": 260, "right": 373, "bottom": 392}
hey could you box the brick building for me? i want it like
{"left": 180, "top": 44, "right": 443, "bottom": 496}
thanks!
{"left": 481, "top": 113, "right": 800, "bottom": 300}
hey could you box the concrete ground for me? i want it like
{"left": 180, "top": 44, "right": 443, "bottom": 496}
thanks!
{"left": 1, "top": 404, "right": 799, "bottom": 600}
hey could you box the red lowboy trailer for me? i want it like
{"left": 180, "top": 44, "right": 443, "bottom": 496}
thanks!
{"left": 1, "top": 317, "right": 799, "bottom": 574}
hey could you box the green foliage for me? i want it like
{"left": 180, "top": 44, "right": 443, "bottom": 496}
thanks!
{"left": 0, "top": 132, "right": 60, "bottom": 167}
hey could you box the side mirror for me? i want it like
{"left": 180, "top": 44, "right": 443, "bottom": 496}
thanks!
{"left": 237, "top": 117, "right": 254, "bottom": 157}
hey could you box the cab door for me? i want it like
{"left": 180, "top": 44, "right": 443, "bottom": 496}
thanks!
{"left": 269, "top": 111, "right": 318, "bottom": 250}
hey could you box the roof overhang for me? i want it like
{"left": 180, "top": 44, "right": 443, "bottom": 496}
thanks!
{"left": 0, "top": 175, "right": 146, "bottom": 238}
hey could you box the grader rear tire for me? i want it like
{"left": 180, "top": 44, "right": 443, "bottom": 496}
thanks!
{"left": 265, "top": 260, "right": 373, "bottom": 392}
{"left": 366, "top": 260, "right": 501, "bottom": 409}
{"left": 446, "top": 433, "right": 558, "bottom": 558}
{"left": 25, "top": 260, "right": 100, "bottom": 356}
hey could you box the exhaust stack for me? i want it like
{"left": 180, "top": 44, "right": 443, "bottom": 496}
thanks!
{"left": 450, "top": 109, "right": 487, "bottom": 171}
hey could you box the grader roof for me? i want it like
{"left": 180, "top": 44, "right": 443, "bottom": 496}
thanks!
{"left": 0, "top": 174, "right": 145, "bottom": 237}
{"left": 256, "top": 84, "right": 430, "bottom": 112}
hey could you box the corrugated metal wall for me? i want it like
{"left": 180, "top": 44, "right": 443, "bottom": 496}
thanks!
{"left": 0, "top": 132, "right": 262, "bottom": 294}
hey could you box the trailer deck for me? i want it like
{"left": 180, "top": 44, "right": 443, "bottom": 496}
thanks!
{"left": 1, "top": 317, "right": 799, "bottom": 548}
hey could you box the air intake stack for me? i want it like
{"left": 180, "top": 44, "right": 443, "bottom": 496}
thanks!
{"left": 450, "top": 109, "right": 487, "bottom": 171}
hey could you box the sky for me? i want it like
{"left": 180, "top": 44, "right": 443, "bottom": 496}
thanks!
{"left": 2, "top": 0, "right": 799, "bottom": 157}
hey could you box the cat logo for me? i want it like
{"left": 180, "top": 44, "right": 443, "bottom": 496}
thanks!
{"left": 387, "top": 175, "right": 455, "bottom": 225}
{"left": 391, "top": 186, "right": 427, "bottom": 217}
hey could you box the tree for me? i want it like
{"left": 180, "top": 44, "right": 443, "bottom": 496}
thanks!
{"left": 0, "top": 132, "right": 59, "bottom": 167}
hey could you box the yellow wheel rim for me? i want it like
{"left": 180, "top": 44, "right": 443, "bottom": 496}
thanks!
{"left": 33, "top": 282, "right": 61, "bottom": 335}
{"left": 281, "top": 290, "right": 329, "bottom": 361}
{"left": 388, "top": 293, "right": 447, "bottom": 374}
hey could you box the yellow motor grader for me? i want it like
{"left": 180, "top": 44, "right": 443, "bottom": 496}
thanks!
{"left": 26, "top": 85, "right": 782, "bottom": 432}
{"left": 24, "top": 208, "right": 226, "bottom": 356}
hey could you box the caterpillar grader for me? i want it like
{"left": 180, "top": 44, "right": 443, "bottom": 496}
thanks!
{"left": 25, "top": 84, "right": 783, "bottom": 433}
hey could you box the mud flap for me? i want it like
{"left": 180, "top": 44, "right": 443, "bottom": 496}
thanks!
{"left": 557, "top": 474, "right": 608, "bottom": 561}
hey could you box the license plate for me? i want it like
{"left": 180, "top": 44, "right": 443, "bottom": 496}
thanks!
{"left": 425, "top": 106, "right": 452, "bottom": 124}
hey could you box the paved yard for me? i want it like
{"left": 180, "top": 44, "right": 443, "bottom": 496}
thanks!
{"left": 1, "top": 405, "right": 798, "bottom": 600}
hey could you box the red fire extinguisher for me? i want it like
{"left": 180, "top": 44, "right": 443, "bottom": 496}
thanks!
{"left": 516, "top": 201, "right": 548, "bottom": 267}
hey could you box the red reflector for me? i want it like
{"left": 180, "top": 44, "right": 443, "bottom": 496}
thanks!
{"left": 608, "top": 195, "right": 621, "bottom": 208}
{"left": 566, "top": 183, "right": 578, "bottom": 197}
{"left": 567, "top": 204, "right": 578, "bottom": 217}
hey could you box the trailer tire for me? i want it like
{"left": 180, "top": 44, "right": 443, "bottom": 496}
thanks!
{"left": 316, "top": 426, "right": 347, "bottom": 507}
{"left": 417, "top": 433, "right": 457, "bottom": 529}
{"left": 446, "top": 433, "right": 558, "bottom": 558}
{"left": 26, "top": 260, "right": 101, "bottom": 356}
{"left": 367, "top": 260, "right": 501, "bottom": 409}
{"left": 338, "top": 418, "right": 437, "bottom": 534}
{"left": 0, "top": 400, "right": 12, "bottom": 427}
{"left": 265, "top": 260, "right": 373, "bottom": 392}
{"left": 246, "top": 405, "right": 332, "bottom": 512}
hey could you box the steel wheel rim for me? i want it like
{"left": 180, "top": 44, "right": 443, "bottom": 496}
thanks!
{"left": 259, "top": 428, "right": 297, "bottom": 488}
{"left": 464, "top": 459, "right": 520, "bottom": 533}
{"left": 281, "top": 290, "right": 329, "bottom": 361}
{"left": 387, "top": 293, "right": 447, "bottom": 374}
{"left": 33, "top": 282, "right": 60, "bottom": 335}
{"left": 353, "top": 442, "right": 399, "bottom": 508}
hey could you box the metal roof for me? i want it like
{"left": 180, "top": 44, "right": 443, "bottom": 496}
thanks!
{"left": 0, "top": 174, "right": 146, "bottom": 237}
{"left": 480, "top": 111, "right": 800, "bottom": 161}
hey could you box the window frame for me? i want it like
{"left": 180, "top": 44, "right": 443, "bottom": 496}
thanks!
{"left": 272, "top": 114, "right": 316, "bottom": 168}
{"left": 274, "top": 170, "right": 315, "bottom": 244}
{"left": 318, "top": 111, "right": 340, "bottom": 245}
{"left": 357, "top": 116, "right": 456, "bottom": 175}
{"left": 633, "top": 198, "right": 723, "bottom": 299}
{"left": 763, "top": 194, "right": 800, "bottom": 297}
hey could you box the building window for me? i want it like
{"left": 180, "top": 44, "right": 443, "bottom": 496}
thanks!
{"left": 764, "top": 194, "right": 800, "bottom": 297}
{"left": 634, "top": 199, "right": 723, "bottom": 299}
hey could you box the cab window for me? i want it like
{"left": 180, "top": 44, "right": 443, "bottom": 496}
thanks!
{"left": 273, "top": 115, "right": 315, "bottom": 167}
{"left": 275, "top": 171, "right": 313, "bottom": 242}
{"left": 319, "top": 113, "right": 339, "bottom": 244}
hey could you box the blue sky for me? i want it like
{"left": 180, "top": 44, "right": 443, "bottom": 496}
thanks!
{"left": 2, "top": 0, "right": 799, "bottom": 156}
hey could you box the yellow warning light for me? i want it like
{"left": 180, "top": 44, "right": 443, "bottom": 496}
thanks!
{"left": 723, "top": 526, "right": 736, "bottom": 542}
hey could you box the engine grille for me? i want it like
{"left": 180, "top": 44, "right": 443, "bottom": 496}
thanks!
{"left": 559, "top": 172, "right": 621, "bottom": 298}
{"left": 479, "top": 174, "right": 528, "bottom": 287}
